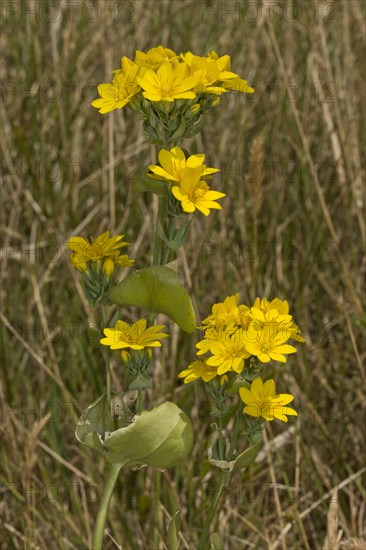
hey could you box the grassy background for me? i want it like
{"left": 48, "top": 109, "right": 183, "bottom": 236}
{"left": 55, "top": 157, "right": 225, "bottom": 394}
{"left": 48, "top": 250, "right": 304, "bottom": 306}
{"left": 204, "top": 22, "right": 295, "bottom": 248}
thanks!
{"left": 1, "top": 0, "right": 365, "bottom": 548}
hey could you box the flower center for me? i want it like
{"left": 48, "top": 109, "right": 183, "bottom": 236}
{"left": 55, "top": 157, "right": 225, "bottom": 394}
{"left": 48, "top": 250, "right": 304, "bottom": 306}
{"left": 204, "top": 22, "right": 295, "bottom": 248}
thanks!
{"left": 159, "top": 83, "right": 173, "bottom": 97}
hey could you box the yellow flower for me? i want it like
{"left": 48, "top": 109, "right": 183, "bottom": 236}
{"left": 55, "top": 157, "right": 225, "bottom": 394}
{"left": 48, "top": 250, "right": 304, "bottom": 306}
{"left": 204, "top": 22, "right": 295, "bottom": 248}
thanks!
{"left": 206, "top": 50, "right": 231, "bottom": 69}
{"left": 67, "top": 231, "right": 131, "bottom": 272}
{"left": 249, "top": 307, "right": 293, "bottom": 337}
{"left": 242, "top": 325, "right": 297, "bottom": 363}
{"left": 148, "top": 146, "right": 219, "bottom": 183}
{"left": 182, "top": 51, "right": 238, "bottom": 95}
{"left": 206, "top": 331, "right": 250, "bottom": 374}
{"left": 188, "top": 50, "right": 254, "bottom": 95}
{"left": 100, "top": 319, "right": 168, "bottom": 351}
{"left": 239, "top": 377, "right": 298, "bottom": 422}
{"left": 134, "top": 45, "right": 177, "bottom": 70}
{"left": 115, "top": 254, "right": 135, "bottom": 267}
{"left": 252, "top": 297, "right": 289, "bottom": 314}
{"left": 178, "top": 359, "right": 218, "bottom": 383}
{"left": 137, "top": 61, "right": 197, "bottom": 102}
{"left": 222, "top": 78, "right": 254, "bottom": 94}
{"left": 91, "top": 64, "right": 140, "bottom": 114}
{"left": 171, "top": 167, "right": 225, "bottom": 216}
{"left": 252, "top": 298, "right": 305, "bottom": 342}
{"left": 202, "top": 293, "right": 250, "bottom": 331}
{"left": 196, "top": 325, "right": 230, "bottom": 356}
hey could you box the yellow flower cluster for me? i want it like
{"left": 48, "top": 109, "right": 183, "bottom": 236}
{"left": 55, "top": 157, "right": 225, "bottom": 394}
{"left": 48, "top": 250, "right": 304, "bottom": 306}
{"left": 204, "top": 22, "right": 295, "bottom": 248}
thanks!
{"left": 179, "top": 294, "right": 304, "bottom": 382}
{"left": 91, "top": 45, "right": 254, "bottom": 114}
{"left": 67, "top": 231, "right": 134, "bottom": 276}
{"left": 148, "top": 146, "right": 225, "bottom": 216}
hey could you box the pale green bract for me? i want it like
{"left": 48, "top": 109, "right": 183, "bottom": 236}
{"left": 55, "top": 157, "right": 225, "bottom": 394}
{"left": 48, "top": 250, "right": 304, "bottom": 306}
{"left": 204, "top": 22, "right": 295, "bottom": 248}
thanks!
{"left": 108, "top": 266, "right": 197, "bottom": 333}
{"left": 76, "top": 395, "right": 193, "bottom": 469}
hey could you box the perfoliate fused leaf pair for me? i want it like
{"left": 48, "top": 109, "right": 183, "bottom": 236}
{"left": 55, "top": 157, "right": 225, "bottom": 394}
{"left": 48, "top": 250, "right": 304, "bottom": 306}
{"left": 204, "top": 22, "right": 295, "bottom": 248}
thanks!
{"left": 76, "top": 395, "right": 193, "bottom": 469}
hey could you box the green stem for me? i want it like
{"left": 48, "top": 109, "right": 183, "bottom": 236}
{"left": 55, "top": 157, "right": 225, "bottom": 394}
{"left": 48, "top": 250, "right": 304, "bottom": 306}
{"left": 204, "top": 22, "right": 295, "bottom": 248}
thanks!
{"left": 92, "top": 464, "right": 122, "bottom": 550}
{"left": 198, "top": 470, "right": 229, "bottom": 550}
{"left": 218, "top": 409, "right": 225, "bottom": 460}
{"left": 101, "top": 306, "right": 112, "bottom": 430}
{"left": 227, "top": 405, "right": 242, "bottom": 461}
{"left": 153, "top": 195, "right": 166, "bottom": 266}
{"left": 161, "top": 214, "right": 176, "bottom": 265}
{"left": 136, "top": 388, "right": 145, "bottom": 413}
{"left": 153, "top": 470, "right": 162, "bottom": 549}
{"left": 152, "top": 142, "right": 172, "bottom": 267}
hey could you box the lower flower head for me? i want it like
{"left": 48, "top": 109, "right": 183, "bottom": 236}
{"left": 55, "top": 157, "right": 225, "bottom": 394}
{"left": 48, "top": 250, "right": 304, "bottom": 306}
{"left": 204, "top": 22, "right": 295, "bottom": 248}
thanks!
{"left": 239, "top": 377, "right": 298, "bottom": 423}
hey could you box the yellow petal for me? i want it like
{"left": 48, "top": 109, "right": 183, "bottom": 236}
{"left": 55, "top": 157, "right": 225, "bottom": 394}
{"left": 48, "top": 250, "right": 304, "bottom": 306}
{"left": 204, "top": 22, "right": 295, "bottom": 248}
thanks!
{"left": 244, "top": 405, "right": 260, "bottom": 418}
{"left": 239, "top": 387, "right": 255, "bottom": 405}
{"left": 263, "top": 379, "right": 276, "bottom": 397}
{"left": 171, "top": 186, "right": 186, "bottom": 201}
{"left": 251, "top": 377, "right": 264, "bottom": 399}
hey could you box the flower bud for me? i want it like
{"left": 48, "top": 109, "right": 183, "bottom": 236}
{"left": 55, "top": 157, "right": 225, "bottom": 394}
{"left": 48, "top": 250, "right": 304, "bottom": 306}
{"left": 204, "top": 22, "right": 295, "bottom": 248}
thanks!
{"left": 102, "top": 258, "right": 115, "bottom": 277}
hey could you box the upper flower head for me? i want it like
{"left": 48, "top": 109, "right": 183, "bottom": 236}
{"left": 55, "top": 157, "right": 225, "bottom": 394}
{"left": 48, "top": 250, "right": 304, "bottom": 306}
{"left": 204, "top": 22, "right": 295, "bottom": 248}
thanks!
{"left": 91, "top": 64, "right": 140, "bottom": 114}
{"left": 148, "top": 146, "right": 219, "bottom": 183}
{"left": 100, "top": 319, "right": 168, "bottom": 351}
{"left": 92, "top": 47, "right": 254, "bottom": 120}
{"left": 137, "top": 62, "right": 197, "bottom": 102}
{"left": 239, "top": 377, "right": 298, "bottom": 422}
{"left": 66, "top": 231, "right": 133, "bottom": 273}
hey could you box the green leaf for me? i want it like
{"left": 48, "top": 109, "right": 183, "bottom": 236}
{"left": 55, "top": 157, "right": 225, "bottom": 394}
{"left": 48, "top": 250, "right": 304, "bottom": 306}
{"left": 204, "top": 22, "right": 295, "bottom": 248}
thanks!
{"left": 108, "top": 266, "right": 196, "bottom": 333}
{"left": 207, "top": 428, "right": 261, "bottom": 472}
{"left": 156, "top": 219, "right": 190, "bottom": 251}
{"left": 211, "top": 533, "right": 224, "bottom": 550}
{"left": 75, "top": 394, "right": 109, "bottom": 455}
{"left": 167, "top": 511, "right": 180, "bottom": 550}
{"left": 128, "top": 372, "right": 152, "bottom": 391}
{"left": 132, "top": 167, "right": 167, "bottom": 196}
{"left": 169, "top": 222, "right": 191, "bottom": 251}
{"left": 227, "top": 374, "right": 250, "bottom": 394}
{"left": 231, "top": 443, "right": 261, "bottom": 471}
{"left": 76, "top": 396, "right": 194, "bottom": 469}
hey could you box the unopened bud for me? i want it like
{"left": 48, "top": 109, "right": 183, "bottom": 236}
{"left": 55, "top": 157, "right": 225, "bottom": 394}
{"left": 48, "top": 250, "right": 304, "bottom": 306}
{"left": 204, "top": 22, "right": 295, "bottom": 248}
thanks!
{"left": 102, "top": 258, "right": 115, "bottom": 277}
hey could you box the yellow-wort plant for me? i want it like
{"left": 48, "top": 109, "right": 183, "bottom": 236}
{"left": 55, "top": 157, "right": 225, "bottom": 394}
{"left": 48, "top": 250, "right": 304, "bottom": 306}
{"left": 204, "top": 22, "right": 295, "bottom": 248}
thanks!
{"left": 66, "top": 45, "right": 303, "bottom": 549}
